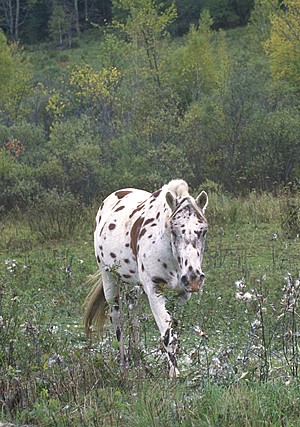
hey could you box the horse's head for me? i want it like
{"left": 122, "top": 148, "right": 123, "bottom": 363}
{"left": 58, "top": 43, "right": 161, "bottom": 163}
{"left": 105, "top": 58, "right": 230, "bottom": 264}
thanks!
{"left": 166, "top": 188, "right": 208, "bottom": 293}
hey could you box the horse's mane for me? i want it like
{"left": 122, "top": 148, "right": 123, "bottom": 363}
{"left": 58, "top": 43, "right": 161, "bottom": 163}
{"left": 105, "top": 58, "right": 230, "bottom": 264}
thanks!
{"left": 166, "top": 179, "right": 189, "bottom": 197}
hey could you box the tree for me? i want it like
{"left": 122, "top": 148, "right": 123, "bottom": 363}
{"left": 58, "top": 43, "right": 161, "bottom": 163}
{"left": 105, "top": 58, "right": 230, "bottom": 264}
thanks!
{"left": 165, "top": 10, "right": 229, "bottom": 107}
{"left": 0, "top": 30, "right": 14, "bottom": 98}
{"left": 48, "top": 4, "right": 68, "bottom": 46}
{"left": 172, "top": 0, "right": 201, "bottom": 34}
{"left": 0, "top": 31, "right": 32, "bottom": 125}
{"left": 200, "top": 0, "right": 254, "bottom": 28}
{"left": 248, "top": 0, "right": 272, "bottom": 44}
{"left": 22, "top": 0, "right": 52, "bottom": 43}
{"left": 0, "top": 0, "right": 36, "bottom": 40}
{"left": 113, "top": 0, "right": 177, "bottom": 87}
{"left": 264, "top": 0, "right": 300, "bottom": 89}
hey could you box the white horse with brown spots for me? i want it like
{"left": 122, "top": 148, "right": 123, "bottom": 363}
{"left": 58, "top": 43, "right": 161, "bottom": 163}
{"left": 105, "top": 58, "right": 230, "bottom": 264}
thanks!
{"left": 84, "top": 179, "right": 208, "bottom": 377}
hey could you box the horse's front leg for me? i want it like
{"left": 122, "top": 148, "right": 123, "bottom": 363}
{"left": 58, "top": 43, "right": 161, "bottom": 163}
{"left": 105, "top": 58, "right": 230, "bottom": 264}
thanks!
{"left": 144, "top": 283, "right": 179, "bottom": 378}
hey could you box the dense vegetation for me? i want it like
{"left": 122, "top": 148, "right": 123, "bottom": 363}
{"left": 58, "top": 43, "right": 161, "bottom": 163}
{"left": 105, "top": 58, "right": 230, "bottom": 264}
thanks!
{"left": 1, "top": 0, "right": 254, "bottom": 43}
{"left": 0, "top": 0, "right": 299, "bottom": 215}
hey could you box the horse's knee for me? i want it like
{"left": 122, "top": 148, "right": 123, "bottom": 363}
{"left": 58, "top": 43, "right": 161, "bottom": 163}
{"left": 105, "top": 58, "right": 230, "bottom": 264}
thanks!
{"left": 163, "top": 327, "right": 178, "bottom": 350}
{"left": 163, "top": 327, "right": 179, "bottom": 376}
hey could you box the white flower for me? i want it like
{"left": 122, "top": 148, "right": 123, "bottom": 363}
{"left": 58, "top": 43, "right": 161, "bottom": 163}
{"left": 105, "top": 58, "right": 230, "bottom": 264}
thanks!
{"left": 211, "top": 357, "right": 222, "bottom": 369}
{"left": 236, "top": 291, "right": 253, "bottom": 301}
{"left": 235, "top": 278, "right": 245, "bottom": 290}
{"left": 48, "top": 325, "right": 58, "bottom": 334}
{"left": 251, "top": 319, "right": 261, "bottom": 329}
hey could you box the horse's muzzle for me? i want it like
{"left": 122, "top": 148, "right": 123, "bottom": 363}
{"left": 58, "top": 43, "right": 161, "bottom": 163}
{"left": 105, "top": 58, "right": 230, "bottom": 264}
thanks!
{"left": 181, "top": 273, "right": 205, "bottom": 293}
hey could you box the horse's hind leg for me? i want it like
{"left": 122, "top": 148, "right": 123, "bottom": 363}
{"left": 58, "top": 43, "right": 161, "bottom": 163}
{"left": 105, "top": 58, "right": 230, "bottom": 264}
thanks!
{"left": 102, "top": 270, "right": 127, "bottom": 370}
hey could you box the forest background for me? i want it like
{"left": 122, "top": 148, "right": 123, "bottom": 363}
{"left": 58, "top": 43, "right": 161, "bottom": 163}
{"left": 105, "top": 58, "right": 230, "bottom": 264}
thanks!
{"left": 0, "top": 0, "right": 299, "bottom": 215}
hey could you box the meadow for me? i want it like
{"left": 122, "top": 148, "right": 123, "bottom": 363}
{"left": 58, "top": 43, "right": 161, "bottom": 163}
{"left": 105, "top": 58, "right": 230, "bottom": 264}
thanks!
{"left": 1, "top": 189, "right": 300, "bottom": 426}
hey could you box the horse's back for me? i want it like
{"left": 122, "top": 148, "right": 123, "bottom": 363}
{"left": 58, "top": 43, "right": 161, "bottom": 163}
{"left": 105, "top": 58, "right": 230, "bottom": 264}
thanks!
{"left": 94, "top": 188, "right": 150, "bottom": 281}
{"left": 95, "top": 188, "right": 150, "bottom": 227}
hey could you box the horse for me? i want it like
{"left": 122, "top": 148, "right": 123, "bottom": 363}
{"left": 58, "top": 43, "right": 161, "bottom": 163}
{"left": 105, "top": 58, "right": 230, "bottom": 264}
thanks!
{"left": 84, "top": 179, "right": 208, "bottom": 377}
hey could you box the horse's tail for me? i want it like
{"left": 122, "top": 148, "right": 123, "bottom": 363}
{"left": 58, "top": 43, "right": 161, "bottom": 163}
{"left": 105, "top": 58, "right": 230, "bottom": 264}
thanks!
{"left": 84, "top": 270, "right": 108, "bottom": 338}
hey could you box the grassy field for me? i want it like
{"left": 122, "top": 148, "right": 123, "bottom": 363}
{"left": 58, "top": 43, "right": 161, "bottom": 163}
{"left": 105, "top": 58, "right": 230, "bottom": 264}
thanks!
{"left": 1, "top": 191, "right": 300, "bottom": 426}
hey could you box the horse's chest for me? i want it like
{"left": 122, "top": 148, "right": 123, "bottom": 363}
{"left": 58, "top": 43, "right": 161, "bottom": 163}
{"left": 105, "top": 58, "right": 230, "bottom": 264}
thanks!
{"left": 137, "top": 232, "right": 180, "bottom": 286}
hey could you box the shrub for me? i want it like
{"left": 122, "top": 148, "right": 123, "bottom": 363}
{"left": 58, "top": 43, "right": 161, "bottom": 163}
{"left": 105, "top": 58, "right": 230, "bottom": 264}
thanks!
{"left": 0, "top": 151, "right": 41, "bottom": 212}
{"left": 27, "top": 189, "right": 86, "bottom": 241}
{"left": 280, "top": 185, "right": 300, "bottom": 238}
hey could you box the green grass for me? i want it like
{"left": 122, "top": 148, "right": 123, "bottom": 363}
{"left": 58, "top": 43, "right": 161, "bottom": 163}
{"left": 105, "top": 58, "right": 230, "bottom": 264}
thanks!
{"left": 1, "top": 192, "right": 300, "bottom": 425}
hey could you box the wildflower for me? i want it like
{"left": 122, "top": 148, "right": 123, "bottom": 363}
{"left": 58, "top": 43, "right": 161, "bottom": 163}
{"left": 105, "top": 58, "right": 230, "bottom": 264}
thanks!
{"left": 65, "top": 266, "right": 71, "bottom": 275}
{"left": 48, "top": 325, "right": 58, "bottom": 334}
{"left": 251, "top": 319, "right": 262, "bottom": 329}
{"left": 5, "top": 259, "right": 18, "bottom": 273}
{"left": 235, "top": 277, "right": 245, "bottom": 290}
{"left": 236, "top": 291, "right": 253, "bottom": 301}
{"left": 211, "top": 357, "right": 222, "bottom": 369}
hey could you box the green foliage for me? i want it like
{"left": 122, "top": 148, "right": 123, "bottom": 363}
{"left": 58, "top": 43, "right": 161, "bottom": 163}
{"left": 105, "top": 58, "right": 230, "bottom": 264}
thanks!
{"left": 263, "top": 0, "right": 300, "bottom": 90}
{"left": 0, "top": 151, "right": 40, "bottom": 211}
{"left": 48, "top": 5, "right": 68, "bottom": 46}
{"left": 0, "top": 3, "right": 299, "bottom": 213}
{"left": 0, "top": 31, "right": 14, "bottom": 99}
{"left": 113, "top": 0, "right": 177, "bottom": 86}
{"left": 280, "top": 185, "right": 300, "bottom": 238}
{"left": 248, "top": 0, "right": 272, "bottom": 44}
{"left": 165, "top": 11, "right": 230, "bottom": 110}
{"left": 201, "top": 0, "right": 254, "bottom": 28}
{"left": 27, "top": 189, "right": 86, "bottom": 240}
{"left": 0, "top": 43, "right": 32, "bottom": 125}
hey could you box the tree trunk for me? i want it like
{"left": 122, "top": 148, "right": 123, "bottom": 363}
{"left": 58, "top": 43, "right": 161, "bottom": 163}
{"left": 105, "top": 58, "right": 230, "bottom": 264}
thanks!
{"left": 74, "top": 0, "right": 79, "bottom": 34}
{"left": 84, "top": 0, "right": 88, "bottom": 21}
{"left": 15, "top": 0, "right": 20, "bottom": 39}
{"left": 8, "top": 0, "right": 14, "bottom": 40}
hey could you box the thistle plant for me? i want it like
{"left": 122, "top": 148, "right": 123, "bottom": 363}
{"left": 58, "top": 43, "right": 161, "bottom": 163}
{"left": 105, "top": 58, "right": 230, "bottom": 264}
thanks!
{"left": 235, "top": 276, "right": 271, "bottom": 382}
{"left": 280, "top": 272, "right": 300, "bottom": 378}
{"left": 234, "top": 272, "right": 300, "bottom": 382}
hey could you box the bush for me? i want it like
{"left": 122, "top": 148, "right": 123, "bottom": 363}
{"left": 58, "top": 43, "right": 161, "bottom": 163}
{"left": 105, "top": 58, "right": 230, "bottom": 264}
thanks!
{"left": 0, "top": 151, "right": 41, "bottom": 212}
{"left": 280, "top": 185, "right": 300, "bottom": 238}
{"left": 27, "top": 189, "right": 86, "bottom": 241}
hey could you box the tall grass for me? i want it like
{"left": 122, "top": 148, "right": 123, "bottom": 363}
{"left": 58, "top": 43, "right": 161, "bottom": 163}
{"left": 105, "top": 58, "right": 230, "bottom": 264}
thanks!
{"left": 0, "top": 191, "right": 300, "bottom": 425}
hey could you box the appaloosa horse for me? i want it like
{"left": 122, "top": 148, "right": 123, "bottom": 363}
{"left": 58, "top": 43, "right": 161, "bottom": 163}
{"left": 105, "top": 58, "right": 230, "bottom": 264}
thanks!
{"left": 84, "top": 179, "right": 208, "bottom": 377}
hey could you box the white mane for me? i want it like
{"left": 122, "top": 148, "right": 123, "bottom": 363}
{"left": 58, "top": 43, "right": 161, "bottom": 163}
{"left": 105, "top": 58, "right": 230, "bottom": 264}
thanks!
{"left": 166, "top": 179, "right": 189, "bottom": 198}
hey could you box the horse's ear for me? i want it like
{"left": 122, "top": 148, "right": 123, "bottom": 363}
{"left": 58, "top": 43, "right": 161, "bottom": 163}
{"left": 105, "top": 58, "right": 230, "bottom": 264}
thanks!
{"left": 166, "top": 191, "right": 176, "bottom": 211}
{"left": 196, "top": 191, "right": 208, "bottom": 212}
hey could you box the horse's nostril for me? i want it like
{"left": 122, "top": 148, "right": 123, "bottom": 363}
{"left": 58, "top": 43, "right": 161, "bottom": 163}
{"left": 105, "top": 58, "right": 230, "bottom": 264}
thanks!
{"left": 200, "top": 273, "right": 205, "bottom": 283}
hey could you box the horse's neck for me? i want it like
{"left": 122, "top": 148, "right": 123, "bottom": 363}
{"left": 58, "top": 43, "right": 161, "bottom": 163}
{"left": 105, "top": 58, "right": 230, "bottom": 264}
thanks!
{"left": 143, "top": 192, "right": 173, "bottom": 254}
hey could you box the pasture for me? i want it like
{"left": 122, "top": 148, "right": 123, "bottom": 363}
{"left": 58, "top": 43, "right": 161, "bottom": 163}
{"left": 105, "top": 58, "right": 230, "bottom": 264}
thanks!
{"left": 1, "top": 190, "right": 300, "bottom": 426}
